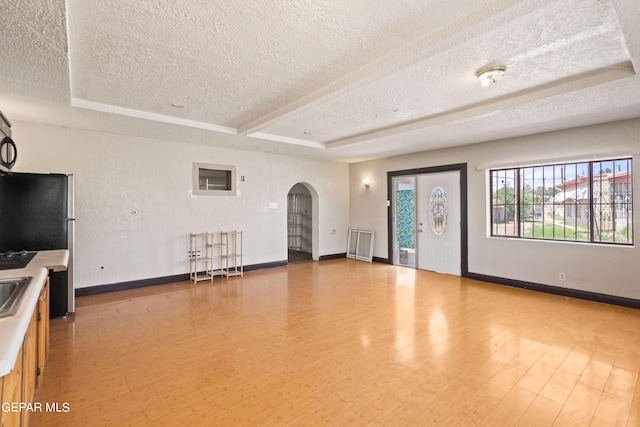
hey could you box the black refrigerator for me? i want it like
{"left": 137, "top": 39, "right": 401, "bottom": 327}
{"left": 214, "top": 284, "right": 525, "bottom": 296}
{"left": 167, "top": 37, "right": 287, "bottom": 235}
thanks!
{"left": 0, "top": 172, "right": 75, "bottom": 318}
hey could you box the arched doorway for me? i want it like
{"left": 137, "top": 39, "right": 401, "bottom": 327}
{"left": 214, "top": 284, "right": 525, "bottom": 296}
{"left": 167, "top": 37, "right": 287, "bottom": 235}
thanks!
{"left": 287, "top": 183, "right": 318, "bottom": 262}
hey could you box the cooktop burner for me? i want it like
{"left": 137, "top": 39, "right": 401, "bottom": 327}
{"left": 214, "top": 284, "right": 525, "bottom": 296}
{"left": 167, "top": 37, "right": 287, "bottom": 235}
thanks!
{"left": 0, "top": 250, "right": 36, "bottom": 270}
{"left": 1, "top": 250, "right": 29, "bottom": 258}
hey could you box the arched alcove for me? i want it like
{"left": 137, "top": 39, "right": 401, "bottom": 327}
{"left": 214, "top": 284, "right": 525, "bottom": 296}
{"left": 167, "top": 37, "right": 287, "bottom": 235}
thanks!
{"left": 287, "top": 182, "right": 319, "bottom": 262}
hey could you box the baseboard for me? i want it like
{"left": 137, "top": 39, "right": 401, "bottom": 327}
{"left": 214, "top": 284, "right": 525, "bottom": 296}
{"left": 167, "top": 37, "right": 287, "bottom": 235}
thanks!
{"left": 76, "top": 260, "right": 288, "bottom": 297}
{"left": 76, "top": 273, "right": 190, "bottom": 297}
{"left": 79, "top": 261, "right": 632, "bottom": 309}
{"left": 318, "top": 254, "right": 388, "bottom": 263}
{"left": 245, "top": 260, "right": 287, "bottom": 271}
{"left": 466, "top": 272, "right": 640, "bottom": 310}
{"left": 319, "top": 253, "right": 346, "bottom": 261}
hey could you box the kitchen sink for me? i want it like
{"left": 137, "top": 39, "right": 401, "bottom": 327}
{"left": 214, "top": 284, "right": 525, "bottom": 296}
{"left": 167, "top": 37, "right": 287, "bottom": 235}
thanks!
{"left": 0, "top": 277, "right": 32, "bottom": 318}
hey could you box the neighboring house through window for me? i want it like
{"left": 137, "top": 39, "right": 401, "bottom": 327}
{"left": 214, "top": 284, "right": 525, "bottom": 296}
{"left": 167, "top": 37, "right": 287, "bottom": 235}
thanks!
{"left": 490, "top": 157, "right": 633, "bottom": 245}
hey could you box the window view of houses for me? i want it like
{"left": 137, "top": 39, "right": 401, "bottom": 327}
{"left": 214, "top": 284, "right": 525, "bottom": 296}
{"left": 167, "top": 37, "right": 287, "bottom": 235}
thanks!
{"left": 491, "top": 158, "right": 633, "bottom": 244}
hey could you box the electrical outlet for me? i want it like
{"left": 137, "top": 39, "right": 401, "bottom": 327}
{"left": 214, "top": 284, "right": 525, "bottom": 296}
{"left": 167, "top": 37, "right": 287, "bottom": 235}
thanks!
{"left": 559, "top": 273, "right": 566, "bottom": 281}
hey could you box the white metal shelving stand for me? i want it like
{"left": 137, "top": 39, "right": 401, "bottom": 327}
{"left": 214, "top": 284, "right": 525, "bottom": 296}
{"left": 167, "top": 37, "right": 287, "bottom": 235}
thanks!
{"left": 287, "top": 193, "right": 304, "bottom": 251}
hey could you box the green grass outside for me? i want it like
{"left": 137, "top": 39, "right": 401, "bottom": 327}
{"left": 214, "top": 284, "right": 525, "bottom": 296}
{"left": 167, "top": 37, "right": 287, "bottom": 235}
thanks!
{"left": 595, "top": 224, "right": 634, "bottom": 243}
{"left": 522, "top": 222, "right": 587, "bottom": 241}
{"left": 522, "top": 221, "right": 632, "bottom": 243}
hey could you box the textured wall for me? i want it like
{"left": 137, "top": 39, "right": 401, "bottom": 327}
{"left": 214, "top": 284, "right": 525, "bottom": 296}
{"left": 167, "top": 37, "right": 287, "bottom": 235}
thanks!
{"left": 10, "top": 121, "right": 349, "bottom": 289}
{"left": 349, "top": 118, "right": 640, "bottom": 300}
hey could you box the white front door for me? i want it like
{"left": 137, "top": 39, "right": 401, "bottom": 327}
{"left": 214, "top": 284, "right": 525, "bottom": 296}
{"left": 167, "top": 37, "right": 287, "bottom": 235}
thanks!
{"left": 417, "top": 171, "right": 461, "bottom": 276}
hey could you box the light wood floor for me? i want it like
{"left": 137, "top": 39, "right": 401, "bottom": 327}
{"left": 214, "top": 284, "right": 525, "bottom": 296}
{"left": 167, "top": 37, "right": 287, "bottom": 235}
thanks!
{"left": 32, "top": 259, "right": 639, "bottom": 426}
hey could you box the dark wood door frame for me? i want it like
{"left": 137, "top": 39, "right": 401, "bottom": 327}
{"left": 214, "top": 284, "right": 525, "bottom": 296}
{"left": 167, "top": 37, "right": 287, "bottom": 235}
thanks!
{"left": 386, "top": 163, "right": 468, "bottom": 277}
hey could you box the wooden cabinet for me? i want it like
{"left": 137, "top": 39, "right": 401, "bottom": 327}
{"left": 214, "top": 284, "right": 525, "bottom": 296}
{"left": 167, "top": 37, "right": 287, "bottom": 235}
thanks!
{"left": 0, "top": 276, "right": 50, "bottom": 427}
{"left": 20, "top": 310, "right": 37, "bottom": 426}
{"left": 1, "top": 347, "right": 23, "bottom": 427}
{"left": 37, "top": 278, "right": 49, "bottom": 388}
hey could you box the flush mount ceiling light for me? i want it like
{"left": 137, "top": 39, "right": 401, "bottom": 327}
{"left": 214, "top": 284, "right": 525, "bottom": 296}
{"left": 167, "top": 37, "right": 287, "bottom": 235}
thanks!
{"left": 476, "top": 65, "right": 506, "bottom": 87}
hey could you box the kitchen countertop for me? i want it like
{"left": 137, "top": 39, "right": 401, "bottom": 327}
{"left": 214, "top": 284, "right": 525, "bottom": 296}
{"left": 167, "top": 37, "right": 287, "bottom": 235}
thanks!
{"left": 0, "top": 250, "right": 69, "bottom": 376}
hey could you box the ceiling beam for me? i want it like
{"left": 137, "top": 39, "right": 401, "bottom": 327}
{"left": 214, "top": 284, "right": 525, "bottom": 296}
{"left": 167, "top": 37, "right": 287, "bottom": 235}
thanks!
{"left": 71, "top": 98, "right": 237, "bottom": 134}
{"left": 611, "top": 0, "right": 640, "bottom": 73}
{"left": 236, "top": 0, "right": 545, "bottom": 136}
{"left": 325, "top": 64, "right": 636, "bottom": 148}
{"left": 247, "top": 132, "right": 325, "bottom": 149}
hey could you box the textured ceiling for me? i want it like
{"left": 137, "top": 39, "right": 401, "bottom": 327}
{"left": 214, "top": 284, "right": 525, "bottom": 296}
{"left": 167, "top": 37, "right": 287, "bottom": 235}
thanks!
{"left": 1, "top": 0, "right": 640, "bottom": 162}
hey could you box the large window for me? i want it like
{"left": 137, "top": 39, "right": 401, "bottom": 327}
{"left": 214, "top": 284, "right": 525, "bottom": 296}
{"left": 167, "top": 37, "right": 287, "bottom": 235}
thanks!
{"left": 490, "top": 158, "right": 633, "bottom": 245}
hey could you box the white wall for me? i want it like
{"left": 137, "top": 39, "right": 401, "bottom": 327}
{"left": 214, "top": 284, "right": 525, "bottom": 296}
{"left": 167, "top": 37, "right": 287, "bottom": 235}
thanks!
{"left": 350, "top": 118, "right": 640, "bottom": 300}
{"left": 11, "top": 121, "right": 350, "bottom": 289}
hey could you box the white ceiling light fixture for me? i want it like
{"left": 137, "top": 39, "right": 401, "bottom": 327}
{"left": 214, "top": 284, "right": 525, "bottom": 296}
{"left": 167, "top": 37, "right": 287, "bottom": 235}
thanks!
{"left": 476, "top": 65, "right": 506, "bottom": 87}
